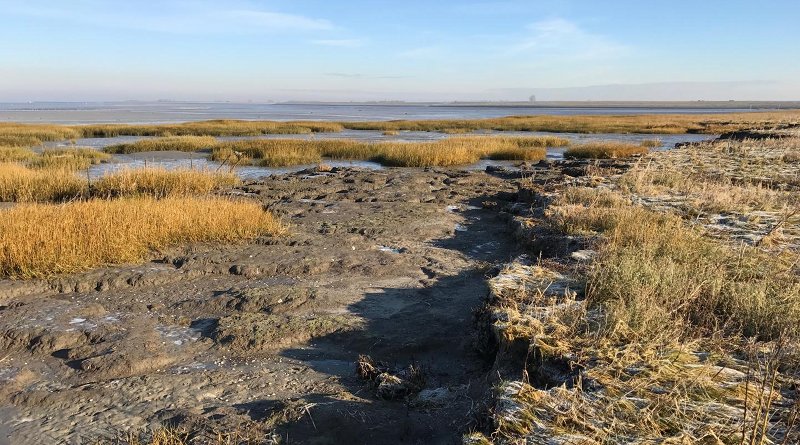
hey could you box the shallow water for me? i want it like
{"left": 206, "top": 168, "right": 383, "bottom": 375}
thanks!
{"left": 48, "top": 130, "right": 715, "bottom": 180}
{"left": 47, "top": 129, "right": 715, "bottom": 150}
{"left": 86, "top": 157, "right": 385, "bottom": 180}
{"left": 0, "top": 101, "right": 765, "bottom": 124}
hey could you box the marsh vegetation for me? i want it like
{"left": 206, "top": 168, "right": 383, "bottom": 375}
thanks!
{"left": 474, "top": 131, "right": 800, "bottom": 445}
{"left": 0, "top": 196, "right": 283, "bottom": 279}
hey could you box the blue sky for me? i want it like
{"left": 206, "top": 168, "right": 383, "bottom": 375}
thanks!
{"left": 1, "top": 0, "right": 799, "bottom": 101}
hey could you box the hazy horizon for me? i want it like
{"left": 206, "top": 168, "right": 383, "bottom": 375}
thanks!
{"left": 2, "top": 0, "right": 799, "bottom": 102}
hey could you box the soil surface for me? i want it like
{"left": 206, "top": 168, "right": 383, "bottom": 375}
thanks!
{"left": 0, "top": 166, "right": 545, "bottom": 444}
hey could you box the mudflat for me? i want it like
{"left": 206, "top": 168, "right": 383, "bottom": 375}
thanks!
{"left": 0, "top": 165, "right": 535, "bottom": 444}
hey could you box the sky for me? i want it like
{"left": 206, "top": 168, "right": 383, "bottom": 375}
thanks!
{"left": 1, "top": 0, "right": 799, "bottom": 102}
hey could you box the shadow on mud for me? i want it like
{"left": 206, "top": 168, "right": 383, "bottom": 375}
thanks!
{"left": 244, "top": 192, "right": 519, "bottom": 444}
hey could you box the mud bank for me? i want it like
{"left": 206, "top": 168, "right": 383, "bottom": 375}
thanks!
{"left": 1, "top": 164, "right": 560, "bottom": 444}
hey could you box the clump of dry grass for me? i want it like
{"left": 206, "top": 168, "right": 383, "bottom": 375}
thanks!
{"left": 564, "top": 141, "right": 649, "bottom": 159}
{"left": 0, "top": 196, "right": 284, "bottom": 278}
{"left": 382, "top": 130, "right": 400, "bottom": 136}
{"left": 783, "top": 150, "right": 800, "bottom": 163}
{"left": 621, "top": 138, "right": 800, "bottom": 214}
{"left": 212, "top": 139, "right": 324, "bottom": 167}
{"left": 553, "top": 187, "right": 800, "bottom": 340}
{"left": 640, "top": 138, "right": 662, "bottom": 147}
{"left": 93, "top": 168, "right": 238, "bottom": 199}
{"left": 0, "top": 162, "right": 86, "bottom": 202}
{"left": 0, "top": 146, "right": 36, "bottom": 162}
{"left": 441, "top": 128, "right": 474, "bottom": 134}
{"left": 104, "top": 136, "right": 219, "bottom": 154}
{"left": 0, "top": 123, "right": 81, "bottom": 147}
{"left": 0, "top": 163, "right": 239, "bottom": 203}
{"left": 28, "top": 148, "right": 111, "bottom": 170}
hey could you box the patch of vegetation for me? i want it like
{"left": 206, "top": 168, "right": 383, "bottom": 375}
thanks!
{"left": 0, "top": 164, "right": 239, "bottom": 202}
{"left": 0, "top": 196, "right": 284, "bottom": 279}
{"left": 28, "top": 147, "right": 112, "bottom": 171}
{"left": 0, "top": 146, "right": 37, "bottom": 162}
{"left": 93, "top": 168, "right": 239, "bottom": 199}
{"left": 0, "top": 162, "right": 86, "bottom": 202}
{"left": 0, "top": 123, "right": 80, "bottom": 147}
{"left": 564, "top": 141, "right": 649, "bottom": 159}
{"left": 341, "top": 111, "right": 800, "bottom": 134}
{"left": 76, "top": 120, "right": 344, "bottom": 137}
{"left": 104, "top": 136, "right": 219, "bottom": 154}
{"left": 640, "top": 138, "right": 662, "bottom": 147}
{"left": 114, "top": 135, "right": 567, "bottom": 167}
{"left": 475, "top": 133, "right": 800, "bottom": 444}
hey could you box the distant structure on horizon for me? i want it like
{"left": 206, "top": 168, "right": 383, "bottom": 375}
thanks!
{"left": 529, "top": 95, "right": 537, "bottom": 103}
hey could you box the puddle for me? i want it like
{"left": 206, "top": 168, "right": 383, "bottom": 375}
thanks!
{"left": 378, "top": 245, "right": 404, "bottom": 254}
{"left": 156, "top": 324, "right": 202, "bottom": 346}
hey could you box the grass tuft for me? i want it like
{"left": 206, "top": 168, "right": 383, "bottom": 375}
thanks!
{"left": 0, "top": 164, "right": 240, "bottom": 203}
{"left": 0, "top": 146, "right": 37, "bottom": 163}
{"left": 564, "top": 141, "right": 649, "bottom": 159}
{"left": 28, "top": 148, "right": 111, "bottom": 171}
{"left": 0, "top": 197, "right": 284, "bottom": 279}
{"left": 0, "top": 163, "right": 86, "bottom": 202}
{"left": 93, "top": 168, "right": 239, "bottom": 199}
{"left": 104, "top": 136, "right": 219, "bottom": 154}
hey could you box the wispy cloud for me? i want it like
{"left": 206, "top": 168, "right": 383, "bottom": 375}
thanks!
{"left": 311, "top": 39, "right": 364, "bottom": 47}
{"left": 3, "top": 2, "right": 335, "bottom": 34}
{"left": 224, "top": 10, "right": 334, "bottom": 32}
{"left": 510, "top": 18, "right": 630, "bottom": 60}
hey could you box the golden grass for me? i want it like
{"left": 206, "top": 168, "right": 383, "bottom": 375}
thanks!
{"left": 206, "top": 136, "right": 566, "bottom": 167}
{"left": 28, "top": 147, "right": 111, "bottom": 170}
{"left": 92, "top": 168, "right": 239, "bottom": 199}
{"left": 0, "top": 146, "right": 36, "bottom": 162}
{"left": 564, "top": 141, "right": 649, "bottom": 159}
{"left": 116, "top": 136, "right": 573, "bottom": 167}
{"left": 342, "top": 111, "right": 800, "bottom": 134}
{"left": 0, "top": 197, "right": 284, "bottom": 279}
{"left": 0, "top": 162, "right": 86, "bottom": 202}
{"left": 76, "top": 120, "right": 343, "bottom": 137}
{"left": 211, "top": 140, "right": 323, "bottom": 167}
{"left": 104, "top": 136, "right": 218, "bottom": 154}
{"left": 0, "top": 123, "right": 80, "bottom": 147}
{"left": 0, "top": 163, "right": 239, "bottom": 202}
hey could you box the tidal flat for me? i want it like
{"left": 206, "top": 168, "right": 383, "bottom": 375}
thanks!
{"left": 0, "top": 113, "right": 799, "bottom": 444}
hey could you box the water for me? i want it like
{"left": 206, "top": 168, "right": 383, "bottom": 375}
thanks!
{"left": 0, "top": 101, "right": 765, "bottom": 124}
{"left": 44, "top": 130, "right": 715, "bottom": 179}
{"left": 20, "top": 101, "right": 720, "bottom": 178}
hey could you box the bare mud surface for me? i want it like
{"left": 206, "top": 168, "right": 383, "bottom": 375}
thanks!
{"left": 0, "top": 165, "right": 575, "bottom": 444}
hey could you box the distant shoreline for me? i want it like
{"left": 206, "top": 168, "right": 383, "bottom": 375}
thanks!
{"left": 3, "top": 100, "right": 800, "bottom": 110}
{"left": 277, "top": 100, "right": 800, "bottom": 109}
{"left": 2, "top": 101, "right": 798, "bottom": 125}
